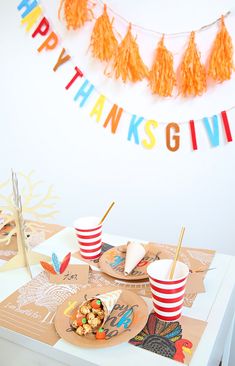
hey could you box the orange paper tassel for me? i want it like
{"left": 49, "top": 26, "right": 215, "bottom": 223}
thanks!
{"left": 90, "top": 4, "right": 118, "bottom": 62}
{"left": 58, "top": 0, "right": 94, "bottom": 30}
{"left": 149, "top": 35, "right": 176, "bottom": 96}
{"left": 208, "top": 16, "right": 234, "bottom": 82}
{"left": 112, "top": 24, "right": 149, "bottom": 83}
{"left": 179, "top": 32, "right": 206, "bottom": 96}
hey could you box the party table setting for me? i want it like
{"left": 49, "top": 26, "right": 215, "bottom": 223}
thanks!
{"left": 0, "top": 172, "right": 235, "bottom": 366}
{"left": 1, "top": 0, "right": 235, "bottom": 364}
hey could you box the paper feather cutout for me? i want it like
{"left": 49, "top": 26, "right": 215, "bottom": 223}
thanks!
{"left": 40, "top": 261, "right": 57, "bottom": 275}
{"left": 60, "top": 252, "right": 71, "bottom": 274}
{"left": 40, "top": 252, "right": 71, "bottom": 275}
{"left": 52, "top": 252, "right": 61, "bottom": 273}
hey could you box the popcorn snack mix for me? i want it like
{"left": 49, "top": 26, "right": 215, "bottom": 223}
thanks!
{"left": 71, "top": 290, "right": 122, "bottom": 338}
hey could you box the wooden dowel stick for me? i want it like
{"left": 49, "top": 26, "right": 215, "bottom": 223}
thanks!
{"left": 169, "top": 227, "right": 185, "bottom": 280}
{"left": 99, "top": 201, "right": 115, "bottom": 225}
{"left": 15, "top": 209, "right": 32, "bottom": 279}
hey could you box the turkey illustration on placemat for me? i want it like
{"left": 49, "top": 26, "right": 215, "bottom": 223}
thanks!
{"left": 129, "top": 311, "right": 207, "bottom": 364}
{"left": 0, "top": 269, "right": 207, "bottom": 357}
{"left": 0, "top": 267, "right": 149, "bottom": 344}
{"left": 0, "top": 271, "right": 79, "bottom": 345}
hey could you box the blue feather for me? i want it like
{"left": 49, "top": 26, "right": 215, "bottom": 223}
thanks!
{"left": 52, "top": 253, "right": 60, "bottom": 274}
{"left": 164, "top": 325, "right": 182, "bottom": 340}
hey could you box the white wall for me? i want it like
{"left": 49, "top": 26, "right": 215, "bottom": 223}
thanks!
{"left": 1, "top": 0, "right": 235, "bottom": 255}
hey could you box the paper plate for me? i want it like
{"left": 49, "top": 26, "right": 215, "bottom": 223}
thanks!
{"left": 54, "top": 286, "right": 148, "bottom": 348}
{"left": 99, "top": 244, "right": 160, "bottom": 280}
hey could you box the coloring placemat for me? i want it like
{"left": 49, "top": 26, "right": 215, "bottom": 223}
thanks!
{"left": 129, "top": 311, "right": 207, "bottom": 365}
{"left": 0, "top": 269, "right": 149, "bottom": 345}
{"left": 0, "top": 271, "right": 80, "bottom": 345}
{"left": 73, "top": 242, "right": 215, "bottom": 307}
{"left": 0, "top": 221, "right": 64, "bottom": 263}
{"left": 0, "top": 270, "right": 207, "bottom": 364}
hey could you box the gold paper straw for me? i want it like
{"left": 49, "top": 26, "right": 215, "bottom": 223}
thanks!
{"left": 99, "top": 201, "right": 115, "bottom": 225}
{"left": 169, "top": 227, "right": 185, "bottom": 280}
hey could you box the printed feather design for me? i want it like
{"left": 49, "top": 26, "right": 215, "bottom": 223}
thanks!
{"left": 161, "top": 324, "right": 182, "bottom": 342}
{"left": 159, "top": 322, "right": 180, "bottom": 336}
{"left": 129, "top": 311, "right": 192, "bottom": 362}
{"left": 60, "top": 252, "right": 71, "bottom": 274}
{"left": 52, "top": 252, "right": 61, "bottom": 273}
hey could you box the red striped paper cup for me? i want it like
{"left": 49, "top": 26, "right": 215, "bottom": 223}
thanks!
{"left": 147, "top": 259, "right": 189, "bottom": 322}
{"left": 74, "top": 217, "right": 102, "bottom": 260}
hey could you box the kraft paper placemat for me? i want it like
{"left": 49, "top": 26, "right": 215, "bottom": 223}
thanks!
{"left": 0, "top": 270, "right": 207, "bottom": 364}
{"left": 0, "top": 271, "right": 77, "bottom": 345}
{"left": 149, "top": 243, "right": 215, "bottom": 273}
{"left": 0, "top": 221, "right": 64, "bottom": 262}
{"left": 73, "top": 242, "right": 215, "bottom": 307}
{"left": 129, "top": 311, "right": 207, "bottom": 365}
{"left": 0, "top": 269, "right": 148, "bottom": 345}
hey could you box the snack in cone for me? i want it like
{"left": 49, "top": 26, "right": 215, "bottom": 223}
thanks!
{"left": 70, "top": 290, "right": 122, "bottom": 337}
{"left": 124, "top": 241, "right": 146, "bottom": 275}
{"left": 98, "top": 289, "right": 122, "bottom": 319}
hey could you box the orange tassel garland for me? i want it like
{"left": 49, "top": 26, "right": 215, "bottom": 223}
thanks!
{"left": 149, "top": 35, "right": 176, "bottom": 96}
{"left": 112, "top": 24, "right": 149, "bottom": 83}
{"left": 208, "top": 15, "right": 234, "bottom": 82}
{"left": 58, "top": 0, "right": 94, "bottom": 30}
{"left": 90, "top": 4, "right": 118, "bottom": 62}
{"left": 179, "top": 31, "right": 206, "bottom": 96}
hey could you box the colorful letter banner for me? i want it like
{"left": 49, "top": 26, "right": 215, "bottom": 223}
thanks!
{"left": 17, "top": 0, "right": 234, "bottom": 152}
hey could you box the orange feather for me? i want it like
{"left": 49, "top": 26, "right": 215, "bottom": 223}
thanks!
{"left": 40, "top": 261, "right": 57, "bottom": 275}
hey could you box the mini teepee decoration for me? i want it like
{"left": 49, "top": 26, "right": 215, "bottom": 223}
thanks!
{"left": 90, "top": 4, "right": 118, "bottom": 62}
{"left": 112, "top": 23, "right": 149, "bottom": 83}
{"left": 208, "top": 15, "right": 234, "bottom": 82}
{"left": 178, "top": 31, "right": 207, "bottom": 96}
{"left": 149, "top": 35, "right": 176, "bottom": 96}
{"left": 58, "top": 0, "right": 94, "bottom": 30}
{"left": 0, "top": 171, "right": 58, "bottom": 274}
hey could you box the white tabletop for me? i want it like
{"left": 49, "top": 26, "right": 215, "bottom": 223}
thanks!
{"left": 0, "top": 228, "right": 235, "bottom": 366}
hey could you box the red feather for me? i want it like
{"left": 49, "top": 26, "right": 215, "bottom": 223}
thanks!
{"left": 60, "top": 252, "right": 71, "bottom": 274}
{"left": 40, "top": 261, "right": 57, "bottom": 275}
